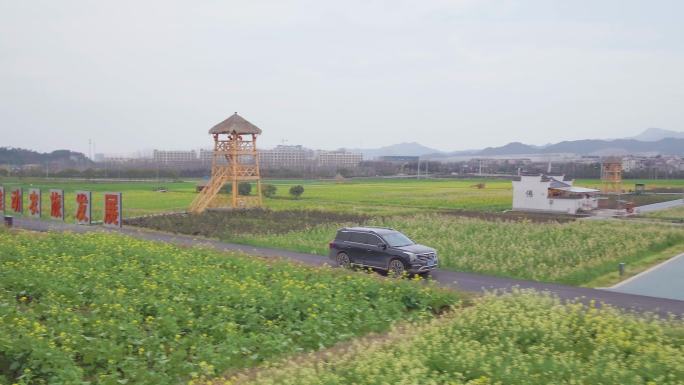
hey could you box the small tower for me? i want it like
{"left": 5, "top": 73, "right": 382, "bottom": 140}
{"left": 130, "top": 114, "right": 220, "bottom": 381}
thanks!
{"left": 189, "top": 113, "right": 262, "bottom": 213}
{"left": 601, "top": 157, "right": 623, "bottom": 193}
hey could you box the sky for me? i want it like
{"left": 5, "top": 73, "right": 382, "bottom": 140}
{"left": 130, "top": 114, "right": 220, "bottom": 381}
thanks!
{"left": 1, "top": 0, "right": 683, "bottom": 155}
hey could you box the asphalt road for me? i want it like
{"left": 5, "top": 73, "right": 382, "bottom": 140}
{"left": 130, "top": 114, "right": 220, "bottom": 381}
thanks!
{"left": 637, "top": 198, "right": 684, "bottom": 213}
{"left": 9, "top": 217, "right": 684, "bottom": 317}
{"left": 607, "top": 253, "right": 684, "bottom": 301}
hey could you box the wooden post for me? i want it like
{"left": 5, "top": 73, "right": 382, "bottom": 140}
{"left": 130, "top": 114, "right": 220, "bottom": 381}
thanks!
{"left": 232, "top": 133, "right": 238, "bottom": 208}
{"left": 254, "top": 134, "right": 263, "bottom": 206}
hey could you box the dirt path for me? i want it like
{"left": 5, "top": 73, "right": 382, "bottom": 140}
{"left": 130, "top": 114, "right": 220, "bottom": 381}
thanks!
{"left": 11, "top": 217, "right": 684, "bottom": 317}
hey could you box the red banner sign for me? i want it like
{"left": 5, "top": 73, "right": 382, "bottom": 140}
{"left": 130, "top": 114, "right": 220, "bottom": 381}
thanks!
{"left": 0, "top": 186, "right": 4, "bottom": 212}
{"left": 75, "top": 191, "right": 91, "bottom": 225}
{"left": 49, "top": 189, "right": 65, "bottom": 221}
{"left": 10, "top": 188, "right": 22, "bottom": 214}
{"left": 103, "top": 192, "right": 122, "bottom": 227}
{"left": 28, "top": 188, "right": 41, "bottom": 218}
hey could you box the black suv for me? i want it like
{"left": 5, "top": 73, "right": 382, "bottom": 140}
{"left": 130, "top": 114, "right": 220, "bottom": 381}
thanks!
{"left": 328, "top": 227, "right": 438, "bottom": 276}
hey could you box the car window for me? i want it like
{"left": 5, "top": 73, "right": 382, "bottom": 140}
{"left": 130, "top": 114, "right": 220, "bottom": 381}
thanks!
{"left": 336, "top": 231, "right": 351, "bottom": 241}
{"left": 364, "top": 234, "right": 383, "bottom": 245}
{"left": 348, "top": 232, "right": 365, "bottom": 243}
{"left": 382, "top": 232, "right": 414, "bottom": 247}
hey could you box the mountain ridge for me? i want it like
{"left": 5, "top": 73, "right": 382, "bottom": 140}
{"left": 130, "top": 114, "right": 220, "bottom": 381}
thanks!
{"left": 357, "top": 128, "right": 684, "bottom": 158}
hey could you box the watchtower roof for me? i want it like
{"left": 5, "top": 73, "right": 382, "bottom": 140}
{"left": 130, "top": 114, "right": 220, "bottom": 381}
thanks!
{"left": 209, "top": 112, "right": 262, "bottom": 135}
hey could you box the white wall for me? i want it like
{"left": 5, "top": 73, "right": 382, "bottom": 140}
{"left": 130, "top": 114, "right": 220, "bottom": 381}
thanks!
{"left": 512, "top": 175, "right": 596, "bottom": 214}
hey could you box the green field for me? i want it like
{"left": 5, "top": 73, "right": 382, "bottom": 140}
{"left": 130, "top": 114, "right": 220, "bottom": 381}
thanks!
{"left": 644, "top": 205, "right": 684, "bottom": 220}
{"left": 0, "top": 179, "right": 195, "bottom": 221}
{"left": 2, "top": 229, "right": 683, "bottom": 385}
{"left": 0, "top": 177, "right": 513, "bottom": 220}
{"left": 3, "top": 177, "right": 684, "bottom": 287}
{"left": 1, "top": 177, "right": 683, "bottom": 220}
{"left": 234, "top": 291, "right": 684, "bottom": 385}
{"left": 577, "top": 178, "right": 684, "bottom": 191}
{"left": 135, "top": 212, "right": 684, "bottom": 285}
{"left": 0, "top": 229, "right": 457, "bottom": 385}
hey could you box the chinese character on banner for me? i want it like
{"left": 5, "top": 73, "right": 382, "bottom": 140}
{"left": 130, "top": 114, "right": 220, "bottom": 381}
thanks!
{"left": 50, "top": 189, "right": 64, "bottom": 221}
{"left": 103, "top": 192, "right": 122, "bottom": 227}
{"left": 0, "top": 186, "right": 4, "bottom": 212}
{"left": 75, "top": 191, "right": 91, "bottom": 225}
{"left": 28, "top": 188, "right": 41, "bottom": 218}
{"left": 10, "top": 188, "right": 22, "bottom": 214}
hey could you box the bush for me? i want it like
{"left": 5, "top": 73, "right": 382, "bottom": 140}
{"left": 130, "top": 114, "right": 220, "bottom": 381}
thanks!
{"left": 289, "top": 185, "right": 304, "bottom": 199}
{"left": 262, "top": 184, "right": 277, "bottom": 198}
{"left": 238, "top": 182, "right": 252, "bottom": 196}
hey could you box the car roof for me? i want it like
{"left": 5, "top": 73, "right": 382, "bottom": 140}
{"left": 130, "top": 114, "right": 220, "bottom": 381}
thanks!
{"left": 339, "top": 226, "right": 397, "bottom": 235}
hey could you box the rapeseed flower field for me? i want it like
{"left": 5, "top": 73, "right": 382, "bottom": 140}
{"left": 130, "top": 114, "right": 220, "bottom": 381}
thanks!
{"left": 196, "top": 214, "right": 684, "bottom": 285}
{"left": 231, "top": 291, "right": 684, "bottom": 385}
{"left": 0, "top": 230, "right": 457, "bottom": 385}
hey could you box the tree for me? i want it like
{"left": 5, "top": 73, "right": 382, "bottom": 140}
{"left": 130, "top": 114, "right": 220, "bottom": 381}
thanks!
{"left": 238, "top": 182, "right": 252, "bottom": 196}
{"left": 262, "top": 184, "right": 277, "bottom": 198}
{"left": 289, "top": 185, "right": 304, "bottom": 199}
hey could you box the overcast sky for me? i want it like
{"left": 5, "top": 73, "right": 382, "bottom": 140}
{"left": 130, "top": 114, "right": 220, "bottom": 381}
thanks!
{"left": 1, "top": 0, "right": 682, "bottom": 155}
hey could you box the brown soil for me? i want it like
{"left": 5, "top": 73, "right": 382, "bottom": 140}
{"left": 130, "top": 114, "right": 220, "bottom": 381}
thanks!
{"left": 439, "top": 209, "right": 578, "bottom": 223}
{"left": 125, "top": 209, "right": 370, "bottom": 237}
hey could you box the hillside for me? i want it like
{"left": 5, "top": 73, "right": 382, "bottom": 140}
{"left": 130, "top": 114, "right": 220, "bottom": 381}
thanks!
{"left": 0, "top": 147, "right": 91, "bottom": 166}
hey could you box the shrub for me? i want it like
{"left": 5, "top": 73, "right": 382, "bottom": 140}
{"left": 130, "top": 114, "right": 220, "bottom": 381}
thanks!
{"left": 289, "top": 185, "right": 304, "bottom": 199}
{"left": 238, "top": 182, "right": 252, "bottom": 196}
{"left": 262, "top": 184, "right": 277, "bottom": 198}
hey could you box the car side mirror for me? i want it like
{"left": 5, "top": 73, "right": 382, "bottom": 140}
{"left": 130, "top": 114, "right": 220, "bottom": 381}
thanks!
{"left": 378, "top": 243, "right": 387, "bottom": 250}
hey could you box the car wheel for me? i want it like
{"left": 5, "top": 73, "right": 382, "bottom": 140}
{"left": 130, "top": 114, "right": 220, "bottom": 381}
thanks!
{"left": 387, "top": 259, "right": 407, "bottom": 278}
{"left": 336, "top": 252, "right": 351, "bottom": 269}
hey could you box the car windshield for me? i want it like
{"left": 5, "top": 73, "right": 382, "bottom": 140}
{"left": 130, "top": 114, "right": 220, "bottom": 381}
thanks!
{"left": 382, "top": 232, "right": 414, "bottom": 247}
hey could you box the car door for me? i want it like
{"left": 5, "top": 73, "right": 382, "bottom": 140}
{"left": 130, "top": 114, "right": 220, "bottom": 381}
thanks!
{"left": 345, "top": 232, "right": 366, "bottom": 264}
{"left": 358, "top": 233, "right": 386, "bottom": 268}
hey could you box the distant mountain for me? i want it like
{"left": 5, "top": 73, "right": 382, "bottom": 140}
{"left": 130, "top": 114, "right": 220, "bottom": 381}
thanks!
{"left": 355, "top": 142, "right": 441, "bottom": 159}
{"left": 629, "top": 127, "right": 684, "bottom": 141}
{"left": 359, "top": 128, "right": 684, "bottom": 160}
{"left": 0, "top": 147, "right": 91, "bottom": 166}
{"left": 551, "top": 138, "right": 684, "bottom": 155}
{"left": 470, "top": 138, "right": 684, "bottom": 156}
{"left": 479, "top": 142, "right": 540, "bottom": 155}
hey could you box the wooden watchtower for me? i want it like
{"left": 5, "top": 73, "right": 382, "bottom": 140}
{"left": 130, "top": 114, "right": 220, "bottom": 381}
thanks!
{"left": 601, "top": 157, "right": 623, "bottom": 194}
{"left": 189, "top": 113, "right": 263, "bottom": 213}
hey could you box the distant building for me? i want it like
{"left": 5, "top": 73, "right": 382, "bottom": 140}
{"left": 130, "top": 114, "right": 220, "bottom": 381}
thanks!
{"left": 512, "top": 174, "right": 599, "bottom": 214}
{"left": 259, "top": 145, "right": 314, "bottom": 169}
{"left": 379, "top": 156, "right": 420, "bottom": 163}
{"left": 94, "top": 154, "right": 131, "bottom": 163}
{"left": 199, "top": 149, "right": 213, "bottom": 164}
{"left": 153, "top": 150, "right": 197, "bottom": 164}
{"left": 315, "top": 150, "right": 362, "bottom": 168}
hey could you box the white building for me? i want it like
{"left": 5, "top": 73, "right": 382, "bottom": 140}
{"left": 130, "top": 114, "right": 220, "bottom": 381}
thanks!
{"left": 315, "top": 150, "right": 362, "bottom": 168}
{"left": 512, "top": 174, "right": 599, "bottom": 214}
{"left": 153, "top": 150, "right": 198, "bottom": 164}
{"left": 259, "top": 145, "right": 314, "bottom": 169}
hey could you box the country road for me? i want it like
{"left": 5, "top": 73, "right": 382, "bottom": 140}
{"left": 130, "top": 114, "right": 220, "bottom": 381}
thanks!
{"left": 10, "top": 217, "right": 684, "bottom": 317}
